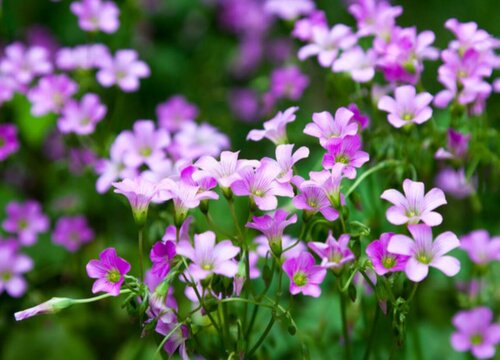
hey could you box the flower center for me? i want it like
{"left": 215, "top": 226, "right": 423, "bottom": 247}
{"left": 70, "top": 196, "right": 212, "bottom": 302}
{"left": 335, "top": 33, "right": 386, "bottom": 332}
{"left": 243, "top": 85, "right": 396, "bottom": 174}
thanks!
{"left": 307, "top": 199, "right": 318, "bottom": 208}
{"left": 382, "top": 256, "right": 396, "bottom": 269}
{"left": 457, "top": 70, "right": 468, "bottom": 79}
{"left": 106, "top": 269, "right": 121, "bottom": 283}
{"left": 202, "top": 263, "right": 213, "bottom": 271}
{"left": 402, "top": 113, "right": 413, "bottom": 121}
{"left": 329, "top": 250, "right": 343, "bottom": 264}
{"left": 254, "top": 189, "right": 264, "bottom": 197}
{"left": 0, "top": 137, "right": 5, "bottom": 147}
{"left": 293, "top": 271, "right": 308, "bottom": 287}
{"left": 335, "top": 155, "right": 350, "bottom": 164}
{"left": 416, "top": 253, "right": 431, "bottom": 264}
{"left": 80, "top": 117, "right": 91, "bottom": 125}
{"left": 116, "top": 70, "right": 126, "bottom": 80}
{"left": 18, "top": 219, "right": 28, "bottom": 230}
{"left": 2, "top": 272, "right": 12, "bottom": 281}
{"left": 140, "top": 146, "right": 152, "bottom": 157}
{"left": 470, "top": 333, "right": 483, "bottom": 345}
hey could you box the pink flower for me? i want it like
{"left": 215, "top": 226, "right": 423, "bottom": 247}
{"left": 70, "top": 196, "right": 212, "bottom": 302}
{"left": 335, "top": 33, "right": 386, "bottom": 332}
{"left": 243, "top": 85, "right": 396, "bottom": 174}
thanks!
{"left": 322, "top": 135, "right": 370, "bottom": 179}
{"left": 28, "top": 75, "right": 78, "bottom": 116}
{"left": 246, "top": 210, "right": 297, "bottom": 256}
{"left": 96, "top": 49, "right": 150, "bottom": 92}
{"left": 150, "top": 240, "right": 176, "bottom": 279}
{"left": 366, "top": 233, "right": 409, "bottom": 276}
{"left": 264, "top": 0, "right": 315, "bottom": 20}
{"left": 304, "top": 107, "right": 359, "bottom": 147}
{"left": 348, "top": 0, "right": 402, "bottom": 37}
{"left": 460, "top": 230, "right": 500, "bottom": 265}
{"left": 388, "top": 224, "right": 460, "bottom": 282}
{"left": 254, "top": 235, "right": 306, "bottom": 260}
{"left": 231, "top": 159, "right": 294, "bottom": 211}
{"left": 0, "top": 42, "right": 52, "bottom": 85}
{"left": 333, "top": 47, "right": 376, "bottom": 83}
{"left": 2, "top": 200, "right": 49, "bottom": 246}
{"left": 435, "top": 129, "right": 470, "bottom": 160}
{"left": 450, "top": 307, "right": 500, "bottom": 359}
{"left": 58, "top": 93, "right": 107, "bottom": 135}
{"left": 176, "top": 231, "right": 240, "bottom": 280}
{"left": 266, "top": 144, "right": 309, "bottom": 183}
{"left": 308, "top": 232, "right": 355, "bottom": 270}
{"left": 292, "top": 10, "right": 327, "bottom": 41}
{"left": 0, "top": 241, "right": 33, "bottom": 297}
{"left": 0, "top": 124, "right": 20, "bottom": 161}
{"left": 156, "top": 321, "right": 190, "bottom": 360}
{"left": 293, "top": 177, "right": 339, "bottom": 221}
{"left": 435, "top": 168, "right": 476, "bottom": 199}
{"left": 156, "top": 95, "right": 198, "bottom": 132}
{"left": 247, "top": 106, "right": 298, "bottom": 145}
{"left": 347, "top": 103, "right": 370, "bottom": 130}
{"left": 378, "top": 85, "right": 433, "bottom": 128}
{"left": 283, "top": 252, "right": 326, "bottom": 297}
{"left": 112, "top": 177, "right": 158, "bottom": 224}
{"left": 86, "top": 247, "right": 131, "bottom": 296}
{"left": 52, "top": 216, "right": 94, "bottom": 252}
{"left": 70, "top": 0, "right": 120, "bottom": 34}
{"left": 302, "top": 168, "right": 344, "bottom": 207}
{"left": 56, "top": 44, "right": 111, "bottom": 70}
{"left": 381, "top": 179, "right": 447, "bottom": 226}
{"left": 298, "top": 24, "right": 357, "bottom": 68}
{"left": 267, "top": 65, "right": 309, "bottom": 101}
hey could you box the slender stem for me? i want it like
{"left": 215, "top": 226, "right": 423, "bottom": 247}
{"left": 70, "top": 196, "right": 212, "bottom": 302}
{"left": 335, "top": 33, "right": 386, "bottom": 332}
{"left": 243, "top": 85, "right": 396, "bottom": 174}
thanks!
{"left": 73, "top": 289, "right": 132, "bottom": 304}
{"left": 345, "top": 160, "right": 402, "bottom": 199}
{"left": 220, "top": 297, "right": 274, "bottom": 309}
{"left": 138, "top": 227, "right": 145, "bottom": 283}
{"left": 340, "top": 269, "right": 358, "bottom": 293}
{"left": 407, "top": 282, "right": 419, "bottom": 303}
{"left": 152, "top": 322, "right": 184, "bottom": 359}
{"left": 247, "top": 316, "right": 275, "bottom": 357}
{"left": 340, "top": 293, "right": 352, "bottom": 360}
{"left": 363, "top": 306, "right": 380, "bottom": 360}
{"left": 359, "top": 269, "right": 376, "bottom": 292}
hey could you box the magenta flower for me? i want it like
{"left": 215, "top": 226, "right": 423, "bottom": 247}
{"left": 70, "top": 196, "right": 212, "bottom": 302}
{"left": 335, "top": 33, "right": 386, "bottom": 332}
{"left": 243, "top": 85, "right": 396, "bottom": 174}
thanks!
{"left": 366, "top": 233, "right": 409, "bottom": 276}
{"left": 150, "top": 240, "right": 176, "bottom": 279}
{"left": 333, "top": 47, "right": 376, "bottom": 83}
{"left": 388, "top": 224, "right": 460, "bottom": 282}
{"left": 0, "top": 124, "right": 20, "bottom": 161}
{"left": 56, "top": 44, "right": 111, "bottom": 71}
{"left": 195, "top": 151, "right": 259, "bottom": 189}
{"left": 348, "top": 0, "right": 402, "bottom": 37}
{"left": 231, "top": 159, "right": 294, "bottom": 211}
{"left": 2, "top": 200, "right": 49, "bottom": 246}
{"left": 323, "top": 135, "right": 370, "bottom": 179}
{"left": 58, "top": 93, "right": 107, "bottom": 135}
{"left": 96, "top": 49, "right": 150, "bottom": 92}
{"left": 247, "top": 106, "right": 298, "bottom": 145}
{"left": 435, "top": 168, "right": 476, "bottom": 199}
{"left": 308, "top": 232, "right": 355, "bottom": 270}
{"left": 112, "top": 177, "right": 158, "bottom": 224}
{"left": 86, "top": 247, "right": 131, "bottom": 296}
{"left": 435, "top": 129, "right": 471, "bottom": 160}
{"left": 228, "top": 88, "right": 259, "bottom": 123}
{"left": 156, "top": 321, "right": 189, "bottom": 360}
{"left": 381, "top": 179, "right": 447, "bottom": 226}
{"left": 451, "top": 307, "right": 500, "bottom": 359}
{"left": 304, "top": 107, "right": 358, "bottom": 147}
{"left": 302, "top": 168, "right": 344, "bottom": 207}
{"left": 298, "top": 24, "right": 357, "bottom": 68}
{"left": 0, "top": 241, "right": 33, "bottom": 297}
{"left": 70, "top": 0, "right": 120, "bottom": 34}
{"left": 246, "top": 210, "right": 297, "bottom": 256}
{"left": 283, "top": 252, "right": 326, "bottom": 297}
{"left": 347, "top": 103, "right": 370, "bottom": 130}
{"left": 268, "top": 66, "right": 309, "bottom": 101}
{"left": 292, "top": 10, "right": 327, "bottom": 41}
{"left": 264, "top": 0, "right": 315, "bottom": 20}
{"left": 460, "top": 230, "right": 500, "bottom": 265}
{"left": 52, "top": 216, "right": 94, "bottom": 252}
{"left": 293, "top": 177, "right": 339, "bottom": 221}
{"left": 378, "top": 85, "right": 433, "bottom": 128}
{"left": 0, "top": 42, "right": 52, "bottom": 85}
{"left": 176, "top": 231, "right": 240, "bottom": 281}
{"left": 118, "top": 120, "right": 170, "bottom": 168}
{"left": 156, "top": 95, "right": 198, "bottom": 132}
{"left": 28, "top": 75, "right": 78, "bottom": 116}
{"left": 14, "top": 297, "right": 74, "bottom": 321}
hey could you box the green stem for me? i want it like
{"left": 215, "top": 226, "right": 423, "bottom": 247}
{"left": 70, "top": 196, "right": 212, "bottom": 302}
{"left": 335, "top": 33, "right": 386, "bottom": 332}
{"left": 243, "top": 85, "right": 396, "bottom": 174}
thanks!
{"left": 359, "top": 269, "right": 376, "bottom": 292}
{"left": 345, "top": 160, "right": 403, "bottom": 199}
{"left": 247, "top": 316, "right": 275, "bottom": 358}
{"left": 407, "top": 282, "right": 419, "bottom": 303}
{"left": 340, "top": 269, "right": 358, "bottom": 293}
{"left": 138, "top": 227, "right": 145, "bottom": 283}
{"left": 152, "top": 322, "right": 184, "bottom": 359}
{"left": 73, "top": 289, "right": 132, "bottom": 304}
{"left": 363, "top": 306, "right": 380, "bottom": 360}
{"left": 340, "top": 293, "right": 352, "bottom": 360}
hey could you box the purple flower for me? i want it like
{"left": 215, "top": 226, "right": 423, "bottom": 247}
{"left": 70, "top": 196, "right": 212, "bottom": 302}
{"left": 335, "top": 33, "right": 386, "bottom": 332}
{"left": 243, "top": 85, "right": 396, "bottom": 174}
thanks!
{"left": 228, "top": 88, "right": 260, "bottom": 123}
{"left": 150, "top": 240, "right": 176, "bottom": 279}
{"left": 435, "top": 129, "right": 471, "bottom": 160}
{"left": 381, "top": 179, "right": 447, "bottom": 226}
{"left": 0, "top": 42, "right": 52, "bottom": 85}
{"left": 323, "top": 135, "right": 370, "bottom": 179}
{"left": 268, "top": 66, "right": 309, "bottom": 101}
{"left": 118, "top": 120, "right": 170, "bottom": 169}
{"left": 435, "top": 167, "right": 476, "bottom": 199}
{"left": 176, "top": 231, "right": 240, "bottom": 280}
{"left": 283, "top": 252, "right": 326, "bottom": 297}
{"left": 378, "top": 85, "right": 433, "bottom": 128}
{"left": 156, "top": 95, "right": 198, "bottom": 132}
{"left": 2, "top": 200, "right": 49, "bottom": 246}
{"left": 247, "top": 106, "right": 298, "bottom": 145}
{"left": 14, "top": 297, "right": 74, "bottom": 321}
{"left": 267, "top": 144, "right": 309, "bottom": 183}
{"left": 388, "top": 224, "right": 460, "bottom": 282}
{"left": 347, "top": 103, "right": 370, "bottom": 130}
{"left": 264, "top": 0, "right": 315, "bottom": 20}
{"left": 57, "top": 93, "right": 107, "bottom": 135}
{"left": 0, "top": 124, "right": 20, "bottom": 161}
{"left": 52, "top": 216, "right": 94, "bottom": 252}
{"left": 195, "top": 151, "right": 260, "bottom": 189}
{"left": 293, "top": 177, "right": 339, "bottom": 221}
{"left": 70, "top": 0, "right": 120, "bottom": 34}
{"left": 86, "top": 247, "right": 131, "bottom": 296}
{"left": 460, "top": 230, "right": 500, "bottom": 265}
{"left": 170, "top": 122, "right": 230, "bottom": 162}
{"left": 292, "top": 10, "right": 328, "bottom": 41}
{"left": 56, "top": 44, "right": 111, "bottom": 71}
{"left": 112, "top": 177, "right": 158, "bottom": 224}
{"left": 366, "top": 233, "right": 409, "bottom": 276}
{"left": 28, "top": 75, "right": 78, "bottom": 116}
{"left": 96, "top": 49, "right": 150, "bottom": 92}
{"left": 255, "top": 235, "right": 306, "bottom": 260}
{"left": 0, "top": 241, "right": 33, "bottom": 297}
{"left": 304, "top": 107, "right": 359, "bottom": 147}
{"left": 309, "top": 232, "right": 355, "bottom": 270}
{"left": 298, "top": 24, "right": 357, "bottom": 68}
{"left": 445, "top": 19, "right": 497, "bottom": 55}
{"left": 231, "top": 159, "right": 294, "bottom": 211}
{"left": 246, "top": 210, "right": 297, "bottom": 256}
{"left": 333, "top": 47, "right": 376, "bottom": 82}
{"left": 348, "top": 0, "right": 402, "bottom": 37}
{"left": 156, "top": 321, "right": 189, "bottom": 360}
{"left": 451, "top": 307, "right": 500, "bottom": 359}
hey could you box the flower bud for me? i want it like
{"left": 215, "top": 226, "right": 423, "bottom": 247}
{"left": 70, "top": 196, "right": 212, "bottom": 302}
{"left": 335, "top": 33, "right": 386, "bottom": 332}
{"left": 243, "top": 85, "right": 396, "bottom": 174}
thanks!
{"left": 15, "top": 297, "right": 74, "bottom": 321}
